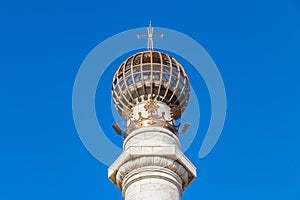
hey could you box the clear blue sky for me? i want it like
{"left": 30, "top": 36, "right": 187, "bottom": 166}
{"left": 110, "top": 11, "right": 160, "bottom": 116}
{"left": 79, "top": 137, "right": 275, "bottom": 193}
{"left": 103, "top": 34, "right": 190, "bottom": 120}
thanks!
{"left": 0, "top": 0, "right": 299, "bottom": 199}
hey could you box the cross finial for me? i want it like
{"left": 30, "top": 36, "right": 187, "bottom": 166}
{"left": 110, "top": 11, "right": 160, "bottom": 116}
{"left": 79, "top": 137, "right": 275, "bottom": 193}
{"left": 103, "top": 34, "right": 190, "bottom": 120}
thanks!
{"left": 137, "top": 22, "right": 164, "bottom": 51}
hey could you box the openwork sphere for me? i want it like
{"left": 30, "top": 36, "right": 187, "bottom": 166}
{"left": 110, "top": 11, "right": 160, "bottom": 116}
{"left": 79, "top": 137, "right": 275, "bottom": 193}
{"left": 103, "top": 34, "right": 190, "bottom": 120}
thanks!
{"left": 112, "top": 51, "right": 190, "bottom": 119}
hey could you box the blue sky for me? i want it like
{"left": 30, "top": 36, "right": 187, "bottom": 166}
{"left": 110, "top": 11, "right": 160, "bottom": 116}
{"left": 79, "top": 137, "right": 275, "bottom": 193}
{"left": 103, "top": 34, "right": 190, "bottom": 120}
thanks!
{"left": 0, "top": 0, "right": 299, "bottom": 199}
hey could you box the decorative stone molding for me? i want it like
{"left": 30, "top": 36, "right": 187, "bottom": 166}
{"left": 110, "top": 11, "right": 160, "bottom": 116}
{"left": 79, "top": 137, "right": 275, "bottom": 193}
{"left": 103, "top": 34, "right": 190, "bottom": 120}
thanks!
{"left": 108, "top": 126, "right": 197, "bottom": 196}
{"left": 108, "top": 122, "right": 196, "bottom": 200}
{"left": 116, "top": 156, "right": 189, "bottom": 190}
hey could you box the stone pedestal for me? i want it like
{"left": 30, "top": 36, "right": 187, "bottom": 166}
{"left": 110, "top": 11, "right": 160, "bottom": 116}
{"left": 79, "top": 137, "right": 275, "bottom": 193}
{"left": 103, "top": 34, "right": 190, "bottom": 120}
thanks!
{"left": 108, "top": 127, "right": 196, "bottom": 200}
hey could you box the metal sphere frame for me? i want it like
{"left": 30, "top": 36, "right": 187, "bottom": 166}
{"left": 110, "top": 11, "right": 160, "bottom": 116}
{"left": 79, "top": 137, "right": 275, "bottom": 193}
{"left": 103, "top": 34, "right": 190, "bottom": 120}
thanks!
{"left": 112, "top": 51, "right": 190, "bottom": 120}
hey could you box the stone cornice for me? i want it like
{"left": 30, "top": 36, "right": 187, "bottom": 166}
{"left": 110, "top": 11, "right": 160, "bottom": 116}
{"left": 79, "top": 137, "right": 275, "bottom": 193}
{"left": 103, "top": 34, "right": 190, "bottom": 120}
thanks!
{"left": 116, "top": 156, "right": 189, "bottom": 190}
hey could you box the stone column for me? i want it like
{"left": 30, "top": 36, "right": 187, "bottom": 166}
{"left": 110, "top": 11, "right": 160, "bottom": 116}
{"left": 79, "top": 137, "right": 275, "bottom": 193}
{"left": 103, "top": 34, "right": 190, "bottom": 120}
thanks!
{"left": 108, "top": 127, "right": 196, "bottom": 200}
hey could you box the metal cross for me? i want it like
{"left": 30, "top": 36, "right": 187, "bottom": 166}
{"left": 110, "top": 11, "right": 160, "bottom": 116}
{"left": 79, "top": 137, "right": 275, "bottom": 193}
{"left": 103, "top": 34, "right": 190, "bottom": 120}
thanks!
{"left": 137, "top": 22, "right": 164, "bottom": 51}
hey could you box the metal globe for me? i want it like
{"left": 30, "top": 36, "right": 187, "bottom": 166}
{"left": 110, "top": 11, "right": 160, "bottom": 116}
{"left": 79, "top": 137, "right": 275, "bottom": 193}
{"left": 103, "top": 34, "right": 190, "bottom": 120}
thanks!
{"left": 112, "top": 51, "right": 190, "bottom": 120}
